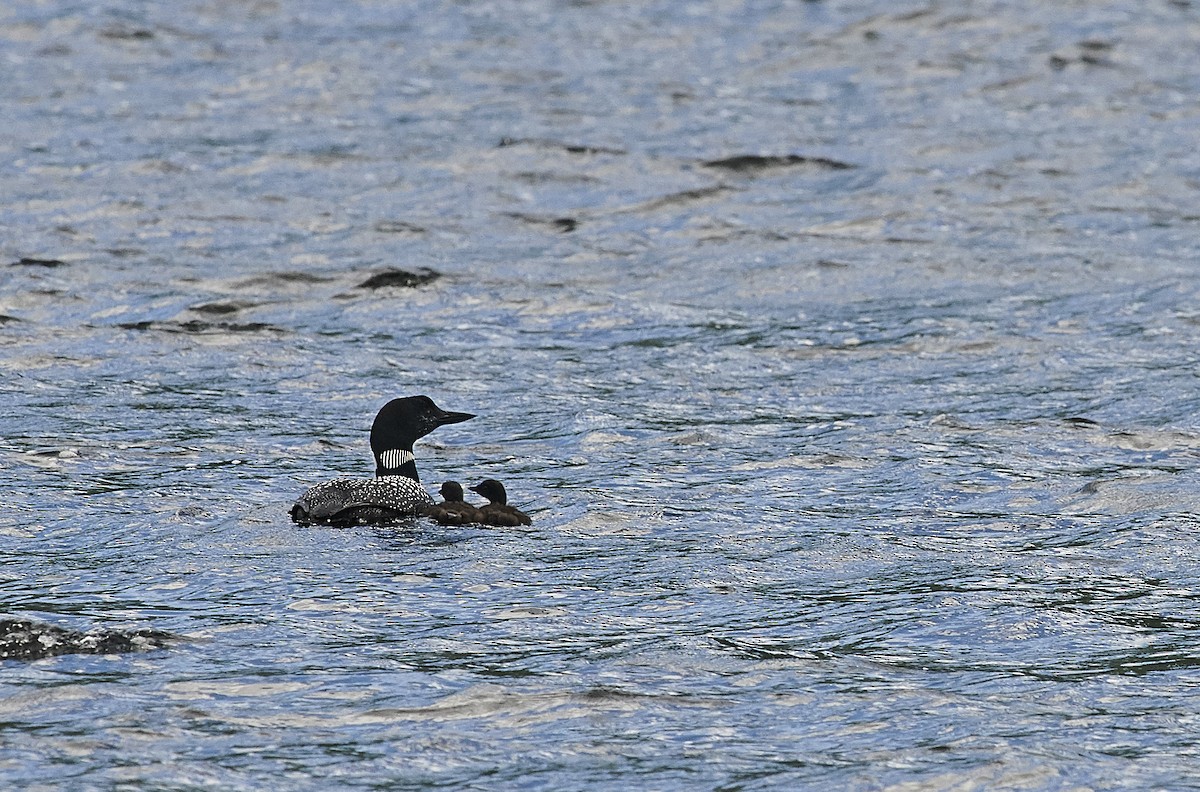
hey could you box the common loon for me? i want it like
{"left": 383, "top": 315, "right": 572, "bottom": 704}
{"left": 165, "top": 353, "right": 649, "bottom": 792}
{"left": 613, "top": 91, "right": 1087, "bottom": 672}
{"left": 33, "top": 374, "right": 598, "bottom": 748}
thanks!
{"left": 420, "top": 481, "right": 484, "bottom": 526}
{"left": 0, "top": 618, "right": 172, "bottom": 661}
{"left": 290, "top": 395, "right": 474, "bottom": 526}
{"left": 470, "top": 479, "right": 532, "bottom": 526}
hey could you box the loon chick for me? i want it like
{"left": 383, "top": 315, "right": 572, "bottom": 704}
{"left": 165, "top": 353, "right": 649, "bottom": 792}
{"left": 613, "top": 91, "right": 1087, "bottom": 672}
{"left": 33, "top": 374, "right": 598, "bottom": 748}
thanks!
{"left": 420, "top": 481, "right": 484, "bottom": 526}
{"left": 469, "top": 479, "right": 532, "bottom": 526}
{"left": 290, "top": 396, "right": 474, "bottom": 526}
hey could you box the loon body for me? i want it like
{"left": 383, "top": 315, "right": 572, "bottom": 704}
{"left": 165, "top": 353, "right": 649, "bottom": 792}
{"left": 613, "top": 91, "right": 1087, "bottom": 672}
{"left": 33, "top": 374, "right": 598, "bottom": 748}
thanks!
{"left": 290, "top": 396, "right": 474, "bottom": 527}
{"left": 420, "top": 481, "right": 484, "bottom": 526}
{"left": 0, "top": 618, "right": 173, "bottom": 661}
{"left": 470, "top": 479, "right": 532, "bottom": 527}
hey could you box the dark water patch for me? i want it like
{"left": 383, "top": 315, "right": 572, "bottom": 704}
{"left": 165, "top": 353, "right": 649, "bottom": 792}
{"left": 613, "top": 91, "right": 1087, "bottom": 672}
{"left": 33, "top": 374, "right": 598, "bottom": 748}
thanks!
{"left": 115, "top": 320, "right": 285, "bottom": 334}
{"left": 624, "top": 185, "right": 737, "bottom": 213}
{"left": 98, "top": 27, "right": 155, "bottom": 41}
{"left": 374, "top": 220, "right": 427, "bottom": 234}
{"left": 11, "top": 257, "right": 67, "bottom": 268}
{"left": 189, "top": 301, "right": 258, "bottom": 315}
{"left": 505, "top": 213, "right": 579, "bottom": 233}
{"left": 696, "top": 227, "right": 791, "bottom": 245}
{"left": 702, "top": 154, "right": 857, "bottom": 173}
{"left": 0, "top": 618, "right": 173, "bottom": 661}
{"left": 236, "top": 271, "right": 336, "bottom": 288}
{"left": 513, "top": 171, "right": 603, "bottom": 186}
{"left": 304, "top": 145, "right": 365, "bottom": 165}
{"left": 0, "top": 314, "right": 21, "bottom": 324}
{"left": 22, "top": 446, "right": 80, "bottom": 461}
{"left": 1079, "top": 39, "right": 1116, "bottom": 53}
{"left": 356, "top": 268, "right": 441, "bottom": 290}
{"left": 710, "top": 635, "right": 823, "bottom": 662}
{"left": 1049, "top": 40, "right": 1120, "bottom": 70}
{"left": 498, "top": 137, "right": 626, "bottom": 156}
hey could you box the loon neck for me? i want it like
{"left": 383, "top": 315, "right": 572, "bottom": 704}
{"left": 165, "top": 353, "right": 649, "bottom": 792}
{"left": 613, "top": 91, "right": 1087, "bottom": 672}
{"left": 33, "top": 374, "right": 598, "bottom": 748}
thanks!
{"left": 375, "top": 448, "right": 419, "bottom": 481}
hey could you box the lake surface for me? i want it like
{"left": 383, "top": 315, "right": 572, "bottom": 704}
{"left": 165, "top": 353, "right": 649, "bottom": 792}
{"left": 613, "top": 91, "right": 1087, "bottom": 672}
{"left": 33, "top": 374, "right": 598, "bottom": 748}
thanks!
{"left": 4, "top": 0, "right": 1200, "bottom": 788}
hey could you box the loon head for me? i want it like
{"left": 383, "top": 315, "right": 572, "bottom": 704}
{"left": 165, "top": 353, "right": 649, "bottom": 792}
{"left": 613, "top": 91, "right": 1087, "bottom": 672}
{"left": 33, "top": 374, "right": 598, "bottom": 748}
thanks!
{"left": 439, "top": 481, "right": 466, "bottom": 502}
{"left": 469, "top": 479, "right": 507, "bottom": 506}
{"left": 370, "top": 396, "right": 474, "bottom": 480}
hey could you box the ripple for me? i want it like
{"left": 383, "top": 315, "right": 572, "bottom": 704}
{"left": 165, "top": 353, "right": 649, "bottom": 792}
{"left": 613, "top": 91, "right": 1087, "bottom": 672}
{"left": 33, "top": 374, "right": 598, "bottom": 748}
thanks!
{"left": 5, "top": 0, "right": 1200, "bottom": 789}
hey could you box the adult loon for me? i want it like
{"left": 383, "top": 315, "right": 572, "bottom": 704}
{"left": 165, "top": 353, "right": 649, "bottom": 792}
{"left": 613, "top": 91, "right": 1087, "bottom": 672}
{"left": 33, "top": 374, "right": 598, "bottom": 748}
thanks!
{"left": 290, "top": 396, "right": 474, "bottom": 526}
{"left": 0, "top": 618, "right": 173, "bottom": 661}
{"left": 470, "top": 479, "right": 533, "bottom": 526}
{"left": 420, "top": 481, "right": 484, "bottom": 526}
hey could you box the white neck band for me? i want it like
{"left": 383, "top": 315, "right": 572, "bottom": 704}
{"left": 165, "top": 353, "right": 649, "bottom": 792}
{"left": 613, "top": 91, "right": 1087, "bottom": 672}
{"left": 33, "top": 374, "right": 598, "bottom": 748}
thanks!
{"left": 378, "top": 449, "right": 415, "bottom": 470}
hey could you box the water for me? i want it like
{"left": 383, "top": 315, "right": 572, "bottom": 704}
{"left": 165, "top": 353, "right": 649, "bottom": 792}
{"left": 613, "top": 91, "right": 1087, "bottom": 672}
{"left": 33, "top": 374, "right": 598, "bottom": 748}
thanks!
{"left": 4, "top": 0, "right": 1200, "bottom": 788}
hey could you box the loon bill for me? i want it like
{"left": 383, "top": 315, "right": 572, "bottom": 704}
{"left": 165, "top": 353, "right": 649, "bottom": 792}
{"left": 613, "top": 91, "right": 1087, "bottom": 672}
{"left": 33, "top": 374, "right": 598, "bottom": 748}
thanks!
{"left": 290, "top": 395, "right": 474, "bottom": 527}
